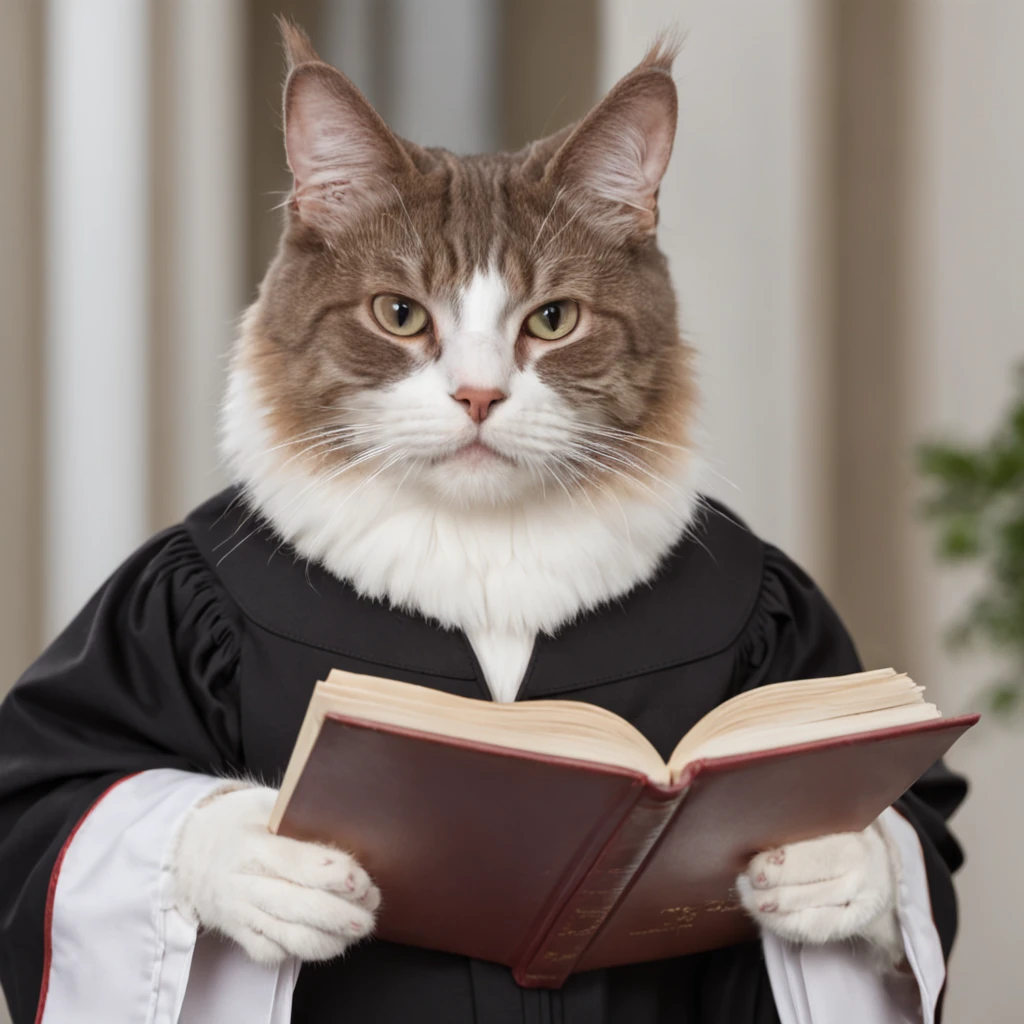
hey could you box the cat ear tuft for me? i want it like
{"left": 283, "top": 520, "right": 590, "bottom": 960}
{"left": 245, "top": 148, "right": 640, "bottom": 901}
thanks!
{"left": 637, "top": 30, "right": 684, "bottom": 75}
{"left": 283, "top": 59, "right": 412, "bottom": 233}
{"left": 547, "top": 38, "right": 680, "bottom": 236}
{"left": 278, "top": 17, "right": 321, "bottom": 71}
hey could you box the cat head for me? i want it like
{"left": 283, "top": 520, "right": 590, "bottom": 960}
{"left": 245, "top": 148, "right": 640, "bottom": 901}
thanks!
{"left": 225, "top": 21, "right": 696, "bottom": 513}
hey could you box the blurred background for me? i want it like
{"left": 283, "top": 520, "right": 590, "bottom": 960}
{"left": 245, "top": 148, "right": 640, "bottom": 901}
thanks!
{"left": 0, "top": 0, "right": 1021, "bottom": 1020}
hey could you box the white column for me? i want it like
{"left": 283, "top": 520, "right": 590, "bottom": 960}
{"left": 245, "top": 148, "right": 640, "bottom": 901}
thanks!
{"left": 44, "top": 0, "right": 150, "bottom": 638}
{"left": 598, "top": 0, "right": 832, "bottom": 577}
{"left": 167, "top": 0, "right": 244, "bottom": 514}
{"left": 388, "top": 0, "right": 499, "bottom": 153}
{"left": 324, "top": 0, "right": 500, "bottom": 155}
{"left": 321, "top": 0, "right": 379, "bottom": 105}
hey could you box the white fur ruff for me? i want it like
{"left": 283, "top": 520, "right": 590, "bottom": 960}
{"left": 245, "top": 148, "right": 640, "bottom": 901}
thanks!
{"left": 221, "top": 364, "right": 701, "bottom": 700}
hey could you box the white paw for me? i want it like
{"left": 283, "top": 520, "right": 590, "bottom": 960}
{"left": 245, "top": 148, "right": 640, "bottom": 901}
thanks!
{"left": 172, "top": 785, "right": 380, "bottom": 965}
{"left": 737, "top": 822, "right": 903, "bottom": 966}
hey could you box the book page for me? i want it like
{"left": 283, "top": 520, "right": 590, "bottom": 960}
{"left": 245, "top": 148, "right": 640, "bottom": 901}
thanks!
{"left": 667, "top": 669, "right": 939, "bottom": 780}
{"left": 281, "top": 671, "right": 672, "bottom": 800}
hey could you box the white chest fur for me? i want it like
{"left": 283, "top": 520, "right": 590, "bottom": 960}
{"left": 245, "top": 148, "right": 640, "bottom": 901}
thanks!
{"left": 222, "top": 367, "right": 700, "bottom": 698}
{"left": 464, "top": 628, "right": 536, "bottom": 703}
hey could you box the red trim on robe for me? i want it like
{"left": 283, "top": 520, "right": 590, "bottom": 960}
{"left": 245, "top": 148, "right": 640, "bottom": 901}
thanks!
{"left": 34, "top": 773, "right": 141, "bottom": 1024}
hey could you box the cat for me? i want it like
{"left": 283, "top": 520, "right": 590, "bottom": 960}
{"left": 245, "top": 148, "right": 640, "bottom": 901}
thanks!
{"left": 171, "top": 21, "right": 904, "bottom": 972}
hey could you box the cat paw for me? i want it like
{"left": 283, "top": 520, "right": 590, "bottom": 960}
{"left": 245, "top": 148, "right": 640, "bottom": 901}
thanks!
{"left": 736, "top": 822, "right": 903, "bottom": 967}
{"left": 172, "top": 785, "right": 380, "bottom": 965}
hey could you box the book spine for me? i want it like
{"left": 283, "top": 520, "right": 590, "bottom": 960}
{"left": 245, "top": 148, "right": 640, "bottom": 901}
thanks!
{"left": 514, "top": 785, "right": 683, "bottom": 988}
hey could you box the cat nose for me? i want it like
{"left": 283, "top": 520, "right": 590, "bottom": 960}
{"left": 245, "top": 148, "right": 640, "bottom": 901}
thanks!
{"left": 452, "top": 387, "right": 507, "bottom": 424}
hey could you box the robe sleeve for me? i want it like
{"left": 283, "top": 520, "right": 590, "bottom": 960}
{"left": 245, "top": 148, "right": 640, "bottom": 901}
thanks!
{"left": 0, "top": 528, "right": 247, "bottom": 1023}
{"left": 735, "top": 543, "right": 968, "bottom": 1024}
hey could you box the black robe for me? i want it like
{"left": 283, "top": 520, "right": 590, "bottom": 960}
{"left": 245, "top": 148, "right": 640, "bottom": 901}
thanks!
{"left": 0, "top": 488, "right": 967, "bottom": 1024}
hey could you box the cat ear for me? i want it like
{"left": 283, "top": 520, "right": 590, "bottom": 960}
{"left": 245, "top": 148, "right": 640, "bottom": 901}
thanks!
{"left": 546, "top": 40, "right": 679, "bottom": 236}
{"left": 280, "top": 20, "right": 413, "bottom": 231}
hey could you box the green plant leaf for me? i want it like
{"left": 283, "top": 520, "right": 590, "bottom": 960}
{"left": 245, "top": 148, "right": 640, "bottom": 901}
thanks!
{"left": 918, "top": 444, "right": 984, "bottom": 485}
{"left": 919, "top": 358, "right": 1024, "bottom": 719}
{"left": 988, "top": 683, "right": 1021, "bottom": 715}
{"left": 938, "top": 515, "right": 981, "bottom": 559}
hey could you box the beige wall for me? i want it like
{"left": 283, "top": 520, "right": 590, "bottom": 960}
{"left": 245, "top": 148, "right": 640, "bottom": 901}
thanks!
{"left": 0, "top": 4, "right": 42, "bottom": 1010}
{"left": 0, "top": 1, "right": 43, "bottom": 699}
{"left": 906, "top": 3, "right": 1024, "bottom": 1020}
{"left": 830, "top": 0, "right": 917, "bottom": 673}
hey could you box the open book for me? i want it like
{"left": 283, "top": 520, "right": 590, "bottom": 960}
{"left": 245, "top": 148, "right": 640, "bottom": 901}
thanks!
{"left": 271, "top": 669, "right": 975, "bottom": 988}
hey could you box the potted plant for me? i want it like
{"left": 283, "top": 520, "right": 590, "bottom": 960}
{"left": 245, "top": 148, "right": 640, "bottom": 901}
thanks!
{"left": 919, "top": 367, "right": 1024, "bottom": 715}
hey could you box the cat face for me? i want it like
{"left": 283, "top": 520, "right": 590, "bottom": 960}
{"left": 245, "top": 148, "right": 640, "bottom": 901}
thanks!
{"left": 237, "top": 24, "right": 695, "bottom": 510}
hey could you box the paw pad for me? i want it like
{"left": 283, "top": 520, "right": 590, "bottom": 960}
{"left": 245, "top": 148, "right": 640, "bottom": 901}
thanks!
{"left": 758, "top": 901, "right": 778, "bottom": 913}
{"left": 345, "top": 874, "right": 357, "bottom": 892}
{"left": 767, "top": 849, "right": 786, "bottom": 866}
{"left": 756, "top": 872, "right": 768, "bottom": 886}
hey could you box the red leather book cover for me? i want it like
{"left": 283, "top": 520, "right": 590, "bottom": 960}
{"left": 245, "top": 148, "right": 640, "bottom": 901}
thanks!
{"left": 274, "top": 713, "right": 976, "bottom": 988}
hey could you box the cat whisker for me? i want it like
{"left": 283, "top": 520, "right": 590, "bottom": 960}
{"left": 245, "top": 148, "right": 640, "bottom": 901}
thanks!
{"left": 389, "top": 458, "right": 418, "bottom": 512}
{"left": 307, "top": 438, "right": 387, "bottom": 464}
{"left": 264, "top": 430, "right": 390, "bottom": 477}
{"left": 571, "top": 428, "right": 677, "bottom": 459}
{"left": 260, "top": 425, "right": 351, "bottom": 455}
{"left": 211, "top": 495, "right": 263, "bottom": 551}
{"left": 519, "top": 446, "right": 642, "bottom": 541}
{"left": 544, "top": 461, "right": 578, "bottom": 512}
{"left": 306, "top": 448, "right": 408, "bottom": 553}
{"left": 267, "top": 189, "right": 294, "bottom": 213}
{"left": 535, "top": 462, "right": 548, "bottom": 501}
{"left": 565, "top": 438, "right": 679, "bottom": 489}
{"left": 258, "top": 422, "right": 388, "bottom": 459}
{"left": 530, "top": 187, "right": 566, "bottom": 255}
{"left": 535, "top": 203, "right": 586, "bottom": 260}
{"left": 240, "top": 438, "right": 396, "bottom": 544}
{"left": 593, "top": 478, "right": 633, "bottom": 541}
{"left": 577, "top": 424, "right": 737, "bottom": 493}
{"left": 273, "top": 434, "right": 376, "bottom": 466}
{"left": 216, "top": 444, "right": 395, "bottom": 565}
{"left": 386, "top": 183, "right": 425, "bottom": 255}
{"left": 692, "top": 494, "right": 747, "bottom": 536}
{"left": 554, "top": 458, "right": 600, "bottom": 515}
{"left": 571, "top": 421, "right": 693, "bottom": 455}
{"left": 562, "top": 445, "right": 683, "bottom": 513}
{"left": 515, "top": 411, "right": 684, "bottom": 451}
{"left": 694, "top": 460, "right": 740, "bottom": 493}
{"left": 274, "top": 444, "right": 399, "bottom": 543}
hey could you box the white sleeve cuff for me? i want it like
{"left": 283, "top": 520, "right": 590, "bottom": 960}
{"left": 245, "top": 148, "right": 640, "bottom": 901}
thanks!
{"left": 179, "top": 930, "right": 301, "bottom": 1024}
{"left": 763, "top": 806, "right": 947, "bottom": 1024}
{"left": 38, "top": 768, "right": 298, "bottom": 1024}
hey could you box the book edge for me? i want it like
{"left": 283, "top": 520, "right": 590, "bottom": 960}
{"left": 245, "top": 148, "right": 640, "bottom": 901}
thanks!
{"left": 671, "top": 712, "right": 979, "bottom": 786}
{"left": 268, "top": 683, "right": 330, "bottom": 834}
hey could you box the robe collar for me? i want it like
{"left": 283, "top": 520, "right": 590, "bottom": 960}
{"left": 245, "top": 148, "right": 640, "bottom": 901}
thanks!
{"left": 187, "top": 488, "right": 764, "bottom": 701}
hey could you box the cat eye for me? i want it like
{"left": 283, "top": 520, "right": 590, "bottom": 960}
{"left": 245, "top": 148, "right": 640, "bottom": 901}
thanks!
{"left": 371, "top": 294, "right": 430, "bottom": 337}
{"left": 523, "top": 299, "right": 579, "bottom": 342}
